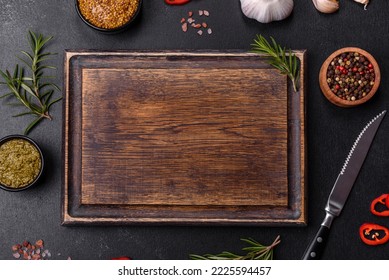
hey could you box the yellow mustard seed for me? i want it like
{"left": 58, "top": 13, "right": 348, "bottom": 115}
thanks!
{"left": 0, "top": 139, "right": 42, "bottom": 188}
{"left": 78, "top": 0, "right": 140, "bottom": 30}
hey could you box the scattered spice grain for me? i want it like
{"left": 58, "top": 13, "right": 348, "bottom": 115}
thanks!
{"left": 182, "top": 22, "right": 188, "bottom": 32}
{"left": 12, "top": 240, "right": 51, "bottom": 260}
{"left": 179, "top": 10, "right": 213, "bottom": 36}
{"left": 78, "top": 0, "right": 140, "bottom": 30}
{"left": 326, "top": 51, "right": 375, "bottom": 101}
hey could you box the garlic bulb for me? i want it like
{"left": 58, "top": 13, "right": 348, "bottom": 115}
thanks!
{"left": 240, "top": 0, "right": 294, "bottom": 24}
{"left": 312, "top": 0, "right": 339, "bottom": 14}
{"left": 354, "top": 0, "right": 369, "bottom": 10}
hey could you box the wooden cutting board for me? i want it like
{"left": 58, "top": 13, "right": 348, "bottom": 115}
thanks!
{"left": 62, "top": 51, "right": 306, "bottom": 225}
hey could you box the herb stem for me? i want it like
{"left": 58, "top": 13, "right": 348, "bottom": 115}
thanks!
{"left": 190, "top": 235, "right": 281, "bottom": 260}
{"left": 0, "top": 31, "right": 61, "bottom": 135}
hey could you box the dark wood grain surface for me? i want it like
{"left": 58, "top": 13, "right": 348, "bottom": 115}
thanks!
{"left": 63, "top": 51, "right": 306, "bottom": 225}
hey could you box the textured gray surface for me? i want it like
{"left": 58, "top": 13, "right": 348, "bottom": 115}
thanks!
{"left": 0, "top": 0, "right": 389, "bottom": 259}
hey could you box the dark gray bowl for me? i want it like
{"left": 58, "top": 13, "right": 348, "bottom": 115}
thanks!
{"left": 0, "top": 135, "right": 44, "bottom": 192}
{"left": 75, "top": 0, "right": 142, "bottom": 34}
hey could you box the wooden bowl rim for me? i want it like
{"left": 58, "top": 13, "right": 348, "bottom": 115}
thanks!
{"left": 319, "top": 47, "right": 381, "bottom": 108}
{"left": 74, "top": 0, "right": 143, "bottom": 34}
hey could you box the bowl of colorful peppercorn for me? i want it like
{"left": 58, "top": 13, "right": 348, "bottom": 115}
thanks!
{"left": 0, "top": 135, "right": 44, "bottom": 192}
{"left": 75, "top": 0, "right": 142, "bottom": 34}
{"left": 319, "top": 47, "right": 380, "bottom": 107}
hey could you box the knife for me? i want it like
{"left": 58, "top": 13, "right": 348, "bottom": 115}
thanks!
{"left": 302, "top": 110, "right": 386, "bottom": 260}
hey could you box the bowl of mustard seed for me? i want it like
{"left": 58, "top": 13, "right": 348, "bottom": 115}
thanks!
{"left": 319, "top": 47, "right": 380, "bottom": 108}
{"left": 75, "top": 0, "right": 142, "bottom": 33}
{"left": 0, "top": 135, "right": 44, "bottom": 192}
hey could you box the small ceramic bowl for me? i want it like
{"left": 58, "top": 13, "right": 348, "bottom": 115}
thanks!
{"left": 0, "top": 135, "right": 44, "bottom": 192}
{"left": 75, "top": 0, "right": 142, "bottom": 34}
{"left": 319, "top": 47, "right": 380, "bottom": 108}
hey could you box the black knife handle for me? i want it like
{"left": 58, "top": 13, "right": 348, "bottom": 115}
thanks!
{"left": 302, "top": 225, "right": 330, "bottom": 260}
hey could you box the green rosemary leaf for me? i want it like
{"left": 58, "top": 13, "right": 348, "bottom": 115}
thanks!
{"left": 6, "top": 103, "right": 26, "bottom": 107}
{"left": 251, "top": 35, "right": 300, "bottom": 93}
{"left": 241, "top": 238, "right": 260, "bottom": 247}
{"left": 242, "top": 246, "right": 262, "bottom": 252}
{"left": 41, "top": 89, "right": 54, "bottom": 101}
{"left": 12, "top": 65, "right": 18, "bottom": 80}
{"left": 207, "top": 256, "right": 232, "bottom": 260}
{"left": 37, "top": 65, "right": 56, "bottom": 71}
{"left": 17, "top": 56, "right": 33, "bottom": 69}
{"left": 20, "top": 82, "right": 35, "bottom": 96}
{"left": 20, "top": 51, "right": 34, "bottom": 62}
{"left": 24, "top": 116, "right": 44, "bottom": 135}
{"left": 188, "top": 254, "right": 209, "bottom": 260}
{"left": 39, "top": 36, "right": 53, "bottom": 48}
{"left": 0, "top": 92, "right": 13, "bottom": 99}
{"left": 40, "top": 82, "right": 60, "bottom": 91}
{"left": 13, "top": 111, "right": 35, "bottom": 118}
{"left": 216, "top": 252, "right": 241, "bottom": 258}
{"left": 5, "top": 70, "right": 12, "bottom": 79}
{"left": 36, "top": 52, "right": 56, "bottom": 60}
{"left": 0, "top": 70, "right": 9, "bottom": 81}
{"left": 17, "top": 66, "right": 23, "bottom": 92}
{"left": 47, "top": 97, "right": 62, "bottom": 110}
{"left": 37, "top": 75, "right": 56, "bottom": 80}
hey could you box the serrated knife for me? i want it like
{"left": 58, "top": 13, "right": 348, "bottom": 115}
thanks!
{"left": 302, "top": 110, "right": 386, "bottom": 260}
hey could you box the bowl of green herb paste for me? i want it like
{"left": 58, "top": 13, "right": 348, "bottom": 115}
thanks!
{"left": 0, "top": 135, "right": 44, "bottom": 191}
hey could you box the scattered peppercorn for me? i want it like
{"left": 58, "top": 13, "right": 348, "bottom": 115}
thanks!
{"left": 326, "top": 52, "right": 375, "bottom": 101}
{"left": 78, "top": 0, "right": 140, "bottom": 30}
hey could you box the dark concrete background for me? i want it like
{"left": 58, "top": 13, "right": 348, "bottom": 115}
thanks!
{"left": 1, "top": 0, "right": 389, "bottom": 259}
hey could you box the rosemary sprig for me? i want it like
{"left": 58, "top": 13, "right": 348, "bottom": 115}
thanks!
{"left": 0, "top": 31, "right": 61, "bottom": 135}
{"left": 251, "top": 35, "right": 300, "bottom": 93}
{"left": 190, "top": 235, "right": 280, "bottom": 260}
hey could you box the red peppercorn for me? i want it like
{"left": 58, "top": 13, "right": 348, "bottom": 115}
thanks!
{"left": 342, "top": 70, "right": 348, "bottom": 74}
{"left": 339, "top": 66, "right": 344, "bottom": 71}
{"left": 353, "top": 67, "right": 358, "bottom": 72}
{"left": 335, "top": 84, "right": 340, "bottom": 90}
{"left": 368, "top": 63, "right": 373, "bottom": 69}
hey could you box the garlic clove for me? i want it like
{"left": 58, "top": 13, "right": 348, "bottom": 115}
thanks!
{"left": 312, "top": 0, "right": 339, "bottom": 14}
{"left": 354, "top": 0, "right": 369, "bottom": 10}
{"left": 240, "top": 0, "right": 294, "bottom": 24}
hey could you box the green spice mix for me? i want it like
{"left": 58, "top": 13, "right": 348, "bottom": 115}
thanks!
{"left": 0, "top": 139, "right": 41, "bottom": 188}
{"left": 78, "top": 0, "right": 140, "bottom": 29}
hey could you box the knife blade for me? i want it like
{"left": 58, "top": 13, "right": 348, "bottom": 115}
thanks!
{"left": 302, "top": 110, "right": 386, "bottom": 260}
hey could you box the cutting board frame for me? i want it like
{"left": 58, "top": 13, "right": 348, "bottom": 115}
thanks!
{"left": 62, "top": 50, "right": 307, "bottom": 226}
